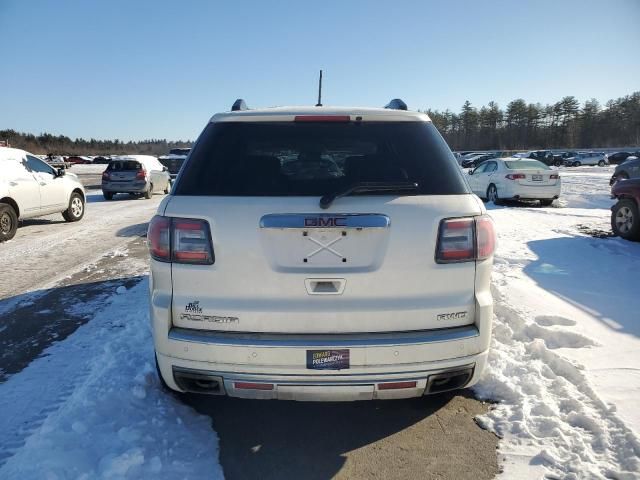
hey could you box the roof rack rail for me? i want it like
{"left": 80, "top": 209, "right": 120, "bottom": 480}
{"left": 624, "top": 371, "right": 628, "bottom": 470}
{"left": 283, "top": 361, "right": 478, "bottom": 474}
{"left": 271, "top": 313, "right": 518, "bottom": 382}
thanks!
{"left": 384, "top": 98, "right": 408, "bottom": 111}
{"left": 231, "top": 99, "right": 249, "bottom": 111}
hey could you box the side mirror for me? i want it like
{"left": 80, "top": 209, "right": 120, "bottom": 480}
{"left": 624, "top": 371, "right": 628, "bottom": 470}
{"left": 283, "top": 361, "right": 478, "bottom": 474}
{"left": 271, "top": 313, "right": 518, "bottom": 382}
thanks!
{"left": 56, "top": 168, "right": 66, "bottom": 177}
{"left": 468, "top": 170, "right": 473, "bottom": 175}
{"left": 162, "top": 166, "right": 169, "bottom": 172}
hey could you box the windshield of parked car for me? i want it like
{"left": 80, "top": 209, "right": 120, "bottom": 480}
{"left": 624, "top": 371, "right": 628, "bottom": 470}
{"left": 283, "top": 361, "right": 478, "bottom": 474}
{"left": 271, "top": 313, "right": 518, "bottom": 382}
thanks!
{"left": 174, "top": 121, "right": 469, "bottom": 196}
{"left": 504, "top": 160, "right": 550, "bottom": 170}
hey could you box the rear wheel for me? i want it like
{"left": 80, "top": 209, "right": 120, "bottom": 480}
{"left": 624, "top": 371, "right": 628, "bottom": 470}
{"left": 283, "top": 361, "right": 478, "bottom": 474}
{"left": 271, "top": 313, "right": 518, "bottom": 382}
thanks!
{"left": 598, "top": 160, "right": 606, "bottom": 167}
{"left": 145, "top": 184, "right": 154, "bottom": 199}
{"left": 573, "top": 161, "right": 581, "bottom": 167}
{"left": 62, "top": 192, "right": 85, "bottom": 222}
{"left": 611, "top": 199, "right": 640, "bottom": 241}
{"left": 540, "top": 199, "right": 554, "bottom": 207}
{"left": 0, "top": 203, "right": 18, "bottom": 242}
{"left": 103, "top": 191, "right": 114, "bottom": 200}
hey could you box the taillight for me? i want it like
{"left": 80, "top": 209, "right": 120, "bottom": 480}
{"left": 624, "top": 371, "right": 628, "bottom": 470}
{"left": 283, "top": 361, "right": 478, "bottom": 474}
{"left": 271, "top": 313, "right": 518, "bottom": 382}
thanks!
{"left": 147, "top": 216, "right": 214, "bottom": 265}
{"left": 505, "top": 173, "right": 526, "bottom": 180}
{"left": 102, "top": 171, "right": 110, "bottom": 181}
{"left": 136, "top": 168, "right": 146, "bottom": 180}
{"left": 436, "top": 215, "right": 496, "bottom": 263}
{"left": 550, "top": 174, "right": 559, "bottom": 179}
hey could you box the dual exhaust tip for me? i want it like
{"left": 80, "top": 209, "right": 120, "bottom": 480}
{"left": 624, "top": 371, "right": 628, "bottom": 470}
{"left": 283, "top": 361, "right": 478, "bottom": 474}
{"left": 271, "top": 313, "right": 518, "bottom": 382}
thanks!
{"left": 172, "top": 366, "right": 474, "bottom": 397}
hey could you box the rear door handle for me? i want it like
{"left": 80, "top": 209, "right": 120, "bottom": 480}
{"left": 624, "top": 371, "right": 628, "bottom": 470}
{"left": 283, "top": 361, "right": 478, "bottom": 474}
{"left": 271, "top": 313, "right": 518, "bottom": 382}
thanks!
{"left": 9, "top": 181, "right": 18, "bottom": 186}
{"left": 40, "top": 182, "right": 47, "bottom": 186}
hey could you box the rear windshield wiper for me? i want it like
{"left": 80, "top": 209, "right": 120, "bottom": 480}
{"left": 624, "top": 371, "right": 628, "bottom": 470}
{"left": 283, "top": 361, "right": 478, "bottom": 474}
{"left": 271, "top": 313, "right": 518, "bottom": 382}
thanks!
{"left": 320, "top": 182, "right": 419, "bottom": 209}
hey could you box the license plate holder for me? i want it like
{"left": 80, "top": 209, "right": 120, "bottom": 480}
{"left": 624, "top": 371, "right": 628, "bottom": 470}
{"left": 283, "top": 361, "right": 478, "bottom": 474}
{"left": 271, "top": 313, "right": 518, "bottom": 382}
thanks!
{"left": 532, "top": 174, "right": 543, "bottom": 182}
{"left": 306, "top": 349, "right": 350, "bottom": 370}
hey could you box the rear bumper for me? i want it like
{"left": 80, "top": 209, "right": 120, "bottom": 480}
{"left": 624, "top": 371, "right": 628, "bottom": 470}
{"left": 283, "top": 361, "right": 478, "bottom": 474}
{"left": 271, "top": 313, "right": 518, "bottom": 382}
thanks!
{"left": 102, "top": 181, "right": 149, "bottom": 193}
{"left": 501, "top": 183, "right": 561, "bottom": 200}
{"left": 151, "top": 290, "right": 493, "bottom": 401}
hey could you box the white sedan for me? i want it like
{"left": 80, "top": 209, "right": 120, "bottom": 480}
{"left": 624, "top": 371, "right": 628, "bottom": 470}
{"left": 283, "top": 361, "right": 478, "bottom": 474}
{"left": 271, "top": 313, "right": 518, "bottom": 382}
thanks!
{"left": 466, "top": 158, "right": 561, "bottom": 206}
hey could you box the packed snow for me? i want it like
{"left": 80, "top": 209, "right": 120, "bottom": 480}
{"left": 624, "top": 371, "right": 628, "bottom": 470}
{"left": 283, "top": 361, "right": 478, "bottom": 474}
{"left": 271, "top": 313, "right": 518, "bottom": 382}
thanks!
{"left": 0, "top": 164, "right": 639, "bottom": 479}
{"left": 474, "top": 165, "right": 640, "bottom": 478}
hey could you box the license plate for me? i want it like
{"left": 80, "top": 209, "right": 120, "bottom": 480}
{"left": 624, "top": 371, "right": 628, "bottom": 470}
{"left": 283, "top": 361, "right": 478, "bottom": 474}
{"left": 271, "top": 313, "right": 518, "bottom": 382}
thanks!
{"left": 306, "top": 349, "right": 350, "bottom": 370}
{"left": 532, "top": 174, "right": 543, "bottom": 182}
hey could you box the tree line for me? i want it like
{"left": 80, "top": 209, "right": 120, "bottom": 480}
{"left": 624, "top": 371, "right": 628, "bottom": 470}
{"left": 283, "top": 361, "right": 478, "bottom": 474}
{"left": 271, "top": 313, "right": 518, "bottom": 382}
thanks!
{"left": 424, "top": 91, "right": 640, "bottom": 151}
{"left": 2, "top": 91, "right": 639, "bottom": 155}
{"left": 0, "top": 130, "right": 192, "bottom": 156}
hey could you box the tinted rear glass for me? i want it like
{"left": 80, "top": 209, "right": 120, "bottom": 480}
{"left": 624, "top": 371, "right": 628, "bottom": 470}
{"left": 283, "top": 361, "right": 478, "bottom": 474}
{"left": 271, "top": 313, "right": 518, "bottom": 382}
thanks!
{"left": 505, "top": 160, "right": 550, "bottom": 170}
{"left": 175, "top": 122, "right": 468, "bottom": 196}
{"left": 107, "top": 160, "right": 141, "bottom": 171}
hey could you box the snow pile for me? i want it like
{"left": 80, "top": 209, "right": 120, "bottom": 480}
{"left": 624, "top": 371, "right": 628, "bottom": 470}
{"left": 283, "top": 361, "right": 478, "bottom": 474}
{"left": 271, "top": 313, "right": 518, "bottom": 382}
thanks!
{"left": 0, "top": 280, "right": 223, "bottom": 480}
{"left": 475, "top": 283, "right": 640, "bottom": 479}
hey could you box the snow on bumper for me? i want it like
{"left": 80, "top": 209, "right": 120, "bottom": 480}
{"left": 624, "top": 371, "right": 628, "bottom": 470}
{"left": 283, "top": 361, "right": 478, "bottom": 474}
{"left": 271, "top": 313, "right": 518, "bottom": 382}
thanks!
{"left": 150, "top": 289, "right": 492, "bottom": 401}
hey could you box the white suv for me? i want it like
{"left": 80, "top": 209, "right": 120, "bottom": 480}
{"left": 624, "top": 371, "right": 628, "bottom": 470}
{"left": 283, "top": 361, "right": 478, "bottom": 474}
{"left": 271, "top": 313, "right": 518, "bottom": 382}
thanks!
{"left": 1, "top": 147, "right": 86, "bottom": 242}
{"left": 149, "top": 100, "right": 496, "bottom": 401}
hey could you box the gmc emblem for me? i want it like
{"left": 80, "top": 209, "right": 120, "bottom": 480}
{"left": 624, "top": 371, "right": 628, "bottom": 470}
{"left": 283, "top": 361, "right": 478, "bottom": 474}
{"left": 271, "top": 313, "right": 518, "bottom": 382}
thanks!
{"left": 304, "top": 217, "right": 347, "bottom": 228}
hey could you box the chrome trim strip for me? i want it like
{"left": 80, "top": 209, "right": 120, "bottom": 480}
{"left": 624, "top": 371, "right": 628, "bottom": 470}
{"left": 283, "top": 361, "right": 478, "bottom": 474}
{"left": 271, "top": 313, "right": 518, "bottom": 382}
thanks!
{"left": 259, "top": 213, "right": 390, "bottom": 229}
{"left": 168, "top": 325, "right": 479, "bottom": 347}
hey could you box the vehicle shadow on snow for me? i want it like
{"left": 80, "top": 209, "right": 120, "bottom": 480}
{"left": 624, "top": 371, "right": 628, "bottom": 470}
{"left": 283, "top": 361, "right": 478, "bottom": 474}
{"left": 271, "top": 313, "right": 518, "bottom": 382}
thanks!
{"left": 524, "top": 235, "right": 640, "bottom": 338}
{"left": 85, "top": 192, "right": 147, "bottom": 203}
{"left": 0, "top": 276, "right": 145, "bottom": 383}
{"left": 116, "top": 223, "right": 149, "bottom": 237}
{"left": 187, "top": 391, "right": 498, "bottom": 480}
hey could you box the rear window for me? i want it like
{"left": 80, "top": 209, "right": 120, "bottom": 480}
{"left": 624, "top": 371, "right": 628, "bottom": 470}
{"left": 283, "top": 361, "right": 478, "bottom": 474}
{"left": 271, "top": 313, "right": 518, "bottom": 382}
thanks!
{"left": 504, "top": 160, "right": 550, "bottom": 170}
{"left": 174, "top": 122, "right": 469, "bottom": 196}
{"left": 107, "top": 160, "right": 141, "bottom": 171}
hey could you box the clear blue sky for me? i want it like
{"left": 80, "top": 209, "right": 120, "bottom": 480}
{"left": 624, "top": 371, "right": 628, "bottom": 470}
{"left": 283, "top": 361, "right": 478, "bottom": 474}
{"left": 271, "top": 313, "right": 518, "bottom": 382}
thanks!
{"left": 1, "top": 0, "right": 638, "bottom": 141}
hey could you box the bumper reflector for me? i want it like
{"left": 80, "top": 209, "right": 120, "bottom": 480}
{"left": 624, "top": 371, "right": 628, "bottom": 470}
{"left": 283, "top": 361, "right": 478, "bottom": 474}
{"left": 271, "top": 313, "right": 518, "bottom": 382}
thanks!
{"left": 234, "top": 382, "right": 275, "bottom": 391}
{"left": 377, "top": 381, "right": 417, "bottom": 390}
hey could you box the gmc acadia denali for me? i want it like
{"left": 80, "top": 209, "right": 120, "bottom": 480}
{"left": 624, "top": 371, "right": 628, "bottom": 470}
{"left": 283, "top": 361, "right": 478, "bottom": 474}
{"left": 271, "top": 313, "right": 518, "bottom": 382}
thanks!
{"left": 148, "top": 99, "right": 496, "bottom": 401}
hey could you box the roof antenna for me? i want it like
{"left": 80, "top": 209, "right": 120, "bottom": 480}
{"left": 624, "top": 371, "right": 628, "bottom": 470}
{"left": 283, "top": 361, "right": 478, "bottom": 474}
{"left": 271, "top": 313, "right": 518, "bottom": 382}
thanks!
{"left": 315, "top": 70, "right": 323, "bottom": 107}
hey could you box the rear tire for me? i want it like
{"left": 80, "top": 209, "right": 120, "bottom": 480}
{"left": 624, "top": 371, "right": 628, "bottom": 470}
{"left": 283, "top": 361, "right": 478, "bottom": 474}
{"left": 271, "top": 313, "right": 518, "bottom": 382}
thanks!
{"left": 0, "top": 203, "right": 18, "bottom": 242}
{"left": 145, "top": 184, "right": 153, "bottom": 199}
{"left": 573, "top": 161, "right": 581, "bottom": 167}
{"left": 598, "top": 160, "right": 606, "bottom": 167}
{"left": 611, "top": 199, "right": 640, "bottom": 241}
{"left": 540, "top": 199, "right": 555, "bottom": 207}
{"left": 103, "top": 192, "right": 114, "bottom": 200}
{"left": 62, "top": 192, "right": 85, "bottom": 222}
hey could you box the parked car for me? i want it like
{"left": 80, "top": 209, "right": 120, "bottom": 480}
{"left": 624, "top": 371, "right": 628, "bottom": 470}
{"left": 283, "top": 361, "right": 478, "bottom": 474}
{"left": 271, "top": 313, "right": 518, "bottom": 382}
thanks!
{"left": 101, "top": 155, "right": 171, "bottom": 200}
{"left": 606, "top": 151, "right": 640, "bottom": 165}
{"left": 467, "top": 158, "right": 561, "bottom": 206}
{"left": 169, "top": 148, "right": 191, "bottom": 156}
{"left": 92, "top": 156, "right": 111, "bottom": 164}
{"left": 158, "top": 153, "right": 187, "bottom": 180}
{"left": 563, "top": 152, "right": 607, "bottom": 167}
{"left": 461, "top": 153, "right": 497, "bottom": 168}
{"left": 0, "top": 147, "right": 86, "bottom": 241}
{"left": 45, "top": 154, "right": 70, "bottom": 169}
{"left": 148, "top": 99, "right": 496, "bottom": 401}
{"left": 609, "top": 155, "right": 640, "bottom": 185}
{"left": 610, "top": 178, "right": 640, "bottom": 241}
{"left": 66, "top": 155, "right": 93, "bottom": 165}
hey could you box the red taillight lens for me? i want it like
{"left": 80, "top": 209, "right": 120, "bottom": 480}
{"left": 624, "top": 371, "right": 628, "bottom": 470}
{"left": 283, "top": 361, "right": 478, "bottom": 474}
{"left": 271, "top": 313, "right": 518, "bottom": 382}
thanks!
{"left": 436, "top": 218, "right": 475, "bottom": 262}
{"left": 147, "top": 216, "right": 214, "bottom": 265}
{"left": 550, "top": 174, "right": 559, "bottom": 179}
{"left": 436, "top": 215, "right": 496, "bottom": 263}
{"left": 173, "top": 219, "right": 214, "bottom": 264}
{"left": 378, "top": 381, "right": 418, "bottom": 390}
{"left": 475, "top": 215, "right": 496, "bottom": 260}
{"left": 505, "top": 173, "right": 526, "bottom": 180}
{"left": 294, "top": 115, "right": 351, "bottom": 122}
{"left": 148, "top": 215, "right": 171, "bottom": 262}
{"left": 136, "top": 168, "right": 146, "bottom": 180}
{"left": 102, "top": 171, "right": 110, "bottom": 181}
{"left": 234, "top": 382, "right": 274, "bottom": 391}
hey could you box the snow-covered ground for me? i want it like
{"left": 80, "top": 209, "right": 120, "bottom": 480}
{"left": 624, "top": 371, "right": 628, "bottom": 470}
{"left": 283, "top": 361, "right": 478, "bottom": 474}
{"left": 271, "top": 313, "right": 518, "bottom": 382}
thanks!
{"left": 474, "top": 166, "right": 640, "bottom": 478}
{"left": 0, "top": 165, "right": 638, "bottom": 479}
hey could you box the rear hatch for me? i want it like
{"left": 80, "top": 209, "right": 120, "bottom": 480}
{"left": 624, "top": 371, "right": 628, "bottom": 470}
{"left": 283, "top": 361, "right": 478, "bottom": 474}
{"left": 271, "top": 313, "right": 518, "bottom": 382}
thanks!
{"left": 165, "top": 119, "right": 482, "bottom": 334}
{"left": 504, "top": 159, "right": 559, "bottom": 186}
{"left": 105, "top": 160, "right": 142, "bottom": 182}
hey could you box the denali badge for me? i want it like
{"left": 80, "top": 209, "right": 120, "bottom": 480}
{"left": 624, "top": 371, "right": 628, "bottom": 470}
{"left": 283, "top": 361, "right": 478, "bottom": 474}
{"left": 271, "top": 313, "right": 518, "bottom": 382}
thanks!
{"left": 437, "top": 311, "right": 468, "bottom": 321}
{"left": 304, "top": 217, "right": 347, "bottom": 228}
